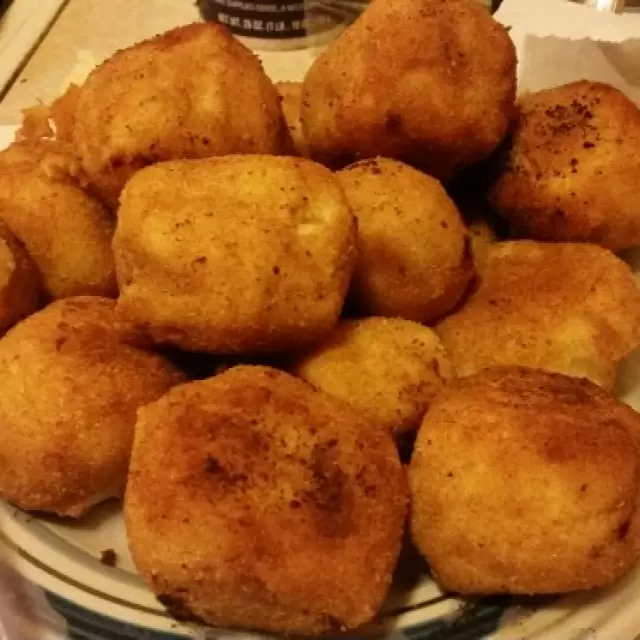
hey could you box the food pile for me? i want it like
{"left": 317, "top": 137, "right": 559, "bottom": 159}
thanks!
{"left": 1, "top": 0, "right": 640, "bottom": 635}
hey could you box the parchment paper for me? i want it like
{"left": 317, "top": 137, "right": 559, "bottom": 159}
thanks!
{"left": 495, "top": 0, "right": 640, "bottom": 101}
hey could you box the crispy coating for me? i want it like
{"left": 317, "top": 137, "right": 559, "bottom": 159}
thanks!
{"left": 17, "top": 83, "right": 81, "bottom": 148}
{"left": 336, "top": 158, "right": 473, "bottom": 322}
{"left": 276, "top": 82, "right": 310, "bottom": 157}
{"left": 0, "top": 220, "right": 42, "bottom": 334}
{"left": 0, "top": 137, "right": 85, "bottom": 184}
{"left": 0, "top": 297, "right": 185, "bottom": 518}
{"left": 409, "top": 367, "right": 640, "bottom": 595}
{"left": 292, "top": 317, "right": 454, "bottom": 437}
{"left": 72, "top": 23, "right": 292, "bottom": 205}
{"left": 436, "top": 241, "right": 640, "bottom": 390}
{"left": 114, "top": 155, "right": 356, "bottom": 355}
{"left": 48, "top": 83, "right": 81, "bottom": 147}
{"left": 301, "top": 0, "right": 516, "bottom": 178}
{"left": 16, "top": 103, "right": 54, "bottom": 144}
{"left": 490, "top": 81, "right": 640, "bottom": 252}
{"left": 0, "top": 141, "right": 117, "bottom": 299}
{"left": 125, "top": 365, "right": 407, "bottom": 635}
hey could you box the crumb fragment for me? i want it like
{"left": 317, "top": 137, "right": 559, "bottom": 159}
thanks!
{"left": 100, "top": 548, "right": 117, "bottom": 567}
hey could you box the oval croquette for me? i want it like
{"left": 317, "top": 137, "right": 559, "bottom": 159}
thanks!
{"left": 491, "top": 81, "right": 640, "bottom": 252}
{"left": 125, "top": 366, "right": 407, "bottom": 635}
{"left": 436, "top": 241, "right": 640, "bottom": 390}
{"left": 114, "top": 156, "right": 356, "bottom": 355}
{"left": 292, "top": 317, "right": 454, "bottom": 437}
{"left": 72, "top": 23, "right": 292, "bottom": 205}
{"left": 336, "top": 158, "right": 473, "bottom": 323}
{"left": 0, "top": 297, "right": 185, "bottom": 517}
{"left": 301, "top": 0, "right": 516, "bottom": 178}
{"left": 409, "top": 367, "right": 640, "bottom": 595}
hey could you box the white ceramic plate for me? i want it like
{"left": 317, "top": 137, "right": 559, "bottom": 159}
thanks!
{"left": 1, "top": 125, "right": 640, "bottom": 640}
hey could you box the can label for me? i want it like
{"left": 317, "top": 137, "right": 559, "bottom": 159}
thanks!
{"left": 199, "top": 1, "right": 359, "bottom": 39}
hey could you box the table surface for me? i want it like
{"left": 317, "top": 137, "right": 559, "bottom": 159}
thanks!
{"left": 0, "top": 0, "right": 203, "bottom": 123}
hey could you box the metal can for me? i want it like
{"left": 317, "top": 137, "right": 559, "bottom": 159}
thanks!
{"left": 197, "top": 0, "right": 368, "bottom": 50}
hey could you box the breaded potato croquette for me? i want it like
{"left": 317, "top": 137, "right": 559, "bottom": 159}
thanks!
{"left": 276, "top": 82, "right": 310, "bottom": 157}
{"left": 0, "top": 220, "right": 41, "bottom": 334}
{"left": 114, "top": 155, "right": 356, "bottom": 355}
{"left": 292, "top": 317, "right": 454, "bottom": 437}
{"left": 336, "top": 159, "right": 473, "bottom": 322}
{"left": 491, "top": 81, "right": 640, "bottom": 251}
{"left": 301, "top": 0, "right": 516, "bottom": 178}
{"left": 125, "top": 366, "right": 407, "bottom": 635}
{"left": 0, "top": 141, "right": 117, "bottom": 299}
{"left": 436, "top": 241, "right": 640, "bottom": 390}
{"left": 409, "top": 367, "right": 640, "bottom": 595}
{"left": 73, "top": 23, "right": 292, "bottom": 205}
{"left": 0, "top": 297, "right": 185, "bottom": 518}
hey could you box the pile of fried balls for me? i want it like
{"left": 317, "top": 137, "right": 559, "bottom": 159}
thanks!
{"left": 1, "top": 0, "right": 640, "bottom": 635}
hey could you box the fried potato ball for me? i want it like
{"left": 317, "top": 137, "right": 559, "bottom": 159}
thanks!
{"left": 301, "top": 0, "right": 516, "bottom": 178}
{"left": 0, "top": 141, "right": 117, "bottom": 299}
{"left": 409, "top": 367, "right": 640, "bottom": 595}
{"left": 125, "top": 365, "right": 407, "bottom": 635}
{"left": 336, "top": 158, "right": 473, "bottom": 322}
{"left": 490, "top": 81, "right": 640, "bottom": 252}
{"left": 0, "top": 297, "right": 185, "bottom": 518}
{"left": 436, "top": 241, "right": 640, "bottom": 390}
{"left": 292, "top": 317, "right": 454, "bottom": 437}
{"left": 72, "top": 23, "right": 292, "bottom": 205}
{"left": 276, "top": 82, "right": 310, "bottom": 157}
{"left": 0, "top": 220, "right": 41, "bottom": 334}
{"left": 114, "top": 155, "right": 356, "bottom": 355}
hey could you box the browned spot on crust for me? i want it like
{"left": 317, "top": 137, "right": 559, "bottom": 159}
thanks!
{"left": 617, "top": 519, "right": 631, "bottom": 540}
{"left": 156, "top": 593, "right": 205, "bottom": 624}
{"left": 203, "top": 455, "right": 249, "bottom": 485}
{"left": 306, "top": 441, "right": 354, "bottom": 539}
